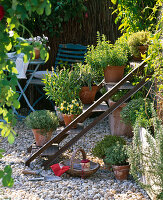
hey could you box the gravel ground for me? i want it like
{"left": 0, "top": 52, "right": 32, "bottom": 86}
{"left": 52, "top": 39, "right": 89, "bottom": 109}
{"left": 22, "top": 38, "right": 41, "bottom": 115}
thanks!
{"left": 0, "top": 117, "right": 150, "bottom": 200}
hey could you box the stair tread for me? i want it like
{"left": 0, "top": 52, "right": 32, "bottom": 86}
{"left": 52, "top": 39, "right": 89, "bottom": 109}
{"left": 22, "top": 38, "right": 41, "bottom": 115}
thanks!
{"left": 105, "top": 82, "right": 134, "bottom": 90}
{"left": 31, "top": 144, "right": 59, "bottom": 157}
{"left": 83, "top": 102, "right": 108, "bottom": 112}
{"left": 57, "top": 123, "right": 84, "bottom": 135}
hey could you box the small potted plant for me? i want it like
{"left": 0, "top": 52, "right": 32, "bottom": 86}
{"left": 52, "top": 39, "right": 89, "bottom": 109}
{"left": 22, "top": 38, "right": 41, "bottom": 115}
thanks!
{"left": 104, "top": 142, "right": 130, "bottom": 180}
{"left": 25, "top": 110, "right": 58, "bottom": 146}
{"left": 128, "top": 31, "right": 150, "bottom": 61}
{"left": 85, "top": 32, "right": 128, "bottom": 83}
{"left": 26, "top": 35, "right": 49, "bottom": 59}
{"left": 43, "top": 68, "right": 81, "bottom": 124}
{"left": 91, "top": 135, "right": 126, "bottom": 169}
{"left": 76, "top": 63, "right": 99, "bottom": 104}
{"left": 58, "top": 99, "right": 83, "bottom": 128}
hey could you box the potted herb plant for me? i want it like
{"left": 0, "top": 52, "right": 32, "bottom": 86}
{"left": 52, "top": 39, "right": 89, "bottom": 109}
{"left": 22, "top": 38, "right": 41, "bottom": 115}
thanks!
{"left": 75, "top": 63, "right": 99, "bottom": 104}
{"left": 25, "top": 110, "right": 58, "bottom": 146}
{"left": 43, "top": 68, "right": 80, "bottom": 108}
{"left": 128, "top": 31, "right": 150, "bottom": 61}
{"left": 85, "top": 32, "right": 128, "bottom": 83}
{"left": 58, "top": 99, "right": 83, "bottom": 128}
{"left": 43, "top": 68, "right": 81, "bottom": 124}
{"left": 104, "top": 142, "right": 130, "bottom": 180}
{"left": 91, "top": 135, "right": 126, "bottom": 169}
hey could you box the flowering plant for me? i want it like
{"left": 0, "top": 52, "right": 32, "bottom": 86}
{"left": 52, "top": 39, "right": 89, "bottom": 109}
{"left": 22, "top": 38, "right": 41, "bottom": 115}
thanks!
{"left": 27, "top": 34, "right": 49, "bottom": 50}
{"left": 59, "top": 99, "right": 83, "bottom": 115}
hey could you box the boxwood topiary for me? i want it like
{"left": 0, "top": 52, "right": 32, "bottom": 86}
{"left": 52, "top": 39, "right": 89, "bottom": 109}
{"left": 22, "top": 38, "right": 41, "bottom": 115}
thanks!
{"left": 91, "top": 135, "right": 126, "bottom": 159}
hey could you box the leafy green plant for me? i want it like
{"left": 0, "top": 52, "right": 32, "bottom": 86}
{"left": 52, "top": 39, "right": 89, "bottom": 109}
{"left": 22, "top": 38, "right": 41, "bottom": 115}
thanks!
{"left": 104, "top": 142, "right": 128, "bottom": 166}
{"left": 91, "top": 135, "right": 126, "bottom": 159}
{"left": 43, "top": 68, "right": 81, "bottom": 107}
{"left": 0, "top": 0, "right": 51, "bottom": 188}
{"left": 25, "top": 110, "right": 58, "bottom": 133}
{"left": 75, "top": 63, "right": 99, "bottom": 89}
{"left": 106, "top": 45, "right": 128, "bottom": 66}
{"left": 85, "top": 32, "right": 128, "bottom": 74}
{"left": 115, "top": 34, "right": 132, "bottom": 60}
{"left": 128, "top": 31, "right": 150, "bottom": 57}
{"left": 58, "top": 99, "right": 83, "bottom": 115}
{"left": 110, "top": 90, "right": 129, "bottom": 102}
{"left": 120, "top": 98, "right": 152, "bottom": 127}
{"left": 111, "top": 0, "right": 158, "bottom": 33}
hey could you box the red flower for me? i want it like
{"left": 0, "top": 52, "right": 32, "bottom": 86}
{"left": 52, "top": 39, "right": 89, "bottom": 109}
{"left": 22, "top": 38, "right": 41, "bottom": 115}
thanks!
{"left": 0, "top": 5, "right": 5, "bottom": 21}
{"left": 85, "top": 12, "right": 88, "bottom": 18}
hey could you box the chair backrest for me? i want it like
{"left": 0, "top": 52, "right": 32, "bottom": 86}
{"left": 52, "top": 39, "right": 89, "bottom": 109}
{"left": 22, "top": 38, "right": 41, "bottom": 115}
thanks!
{"left": 54, "top": 44, "right": 87, "bottom": 70}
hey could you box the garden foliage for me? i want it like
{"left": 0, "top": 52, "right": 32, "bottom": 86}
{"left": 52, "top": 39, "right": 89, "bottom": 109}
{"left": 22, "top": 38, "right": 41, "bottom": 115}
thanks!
{"left": 0, "top": 0, "right": 51, "bottom": 188}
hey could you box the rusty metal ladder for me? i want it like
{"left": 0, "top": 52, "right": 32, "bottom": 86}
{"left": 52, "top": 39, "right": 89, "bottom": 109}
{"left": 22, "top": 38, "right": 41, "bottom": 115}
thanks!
{"left": 25, "top": 59, "right": 153, "bottom": 167}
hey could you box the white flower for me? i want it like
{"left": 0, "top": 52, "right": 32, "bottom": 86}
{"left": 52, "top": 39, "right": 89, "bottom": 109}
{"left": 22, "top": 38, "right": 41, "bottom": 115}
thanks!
{"left": 9, "top": 31, "right": 14, "bottom": 37}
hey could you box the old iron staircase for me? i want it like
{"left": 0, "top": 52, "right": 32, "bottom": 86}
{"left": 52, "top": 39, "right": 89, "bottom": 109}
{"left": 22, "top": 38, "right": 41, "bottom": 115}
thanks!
{"left": 25, "top": 59, "right": 153, "bottom": 168}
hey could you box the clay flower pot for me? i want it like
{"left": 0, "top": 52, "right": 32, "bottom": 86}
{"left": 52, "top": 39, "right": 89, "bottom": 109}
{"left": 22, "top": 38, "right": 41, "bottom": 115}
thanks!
{"left": 112, "top": 165, "right": 130, "bottom": 181}
{"left": 108, "top": 100, "right": 133, "bottom": 137}
{"left": 32, "top": 129, "right": 53, "bottom": 146}
{"left": 79, "top": 85, "right": 98, "bottom": 104}
{"left": 133, "top": 45, "right": 148, "bottom": 61}
{"left": 104, "top": 65, "right": 125, "bottom": 83}
{"left": 34, "top": 47, "right": 40, "bottom": 59}
{"left": 62, "top": 114, "right": 78, "bottom": 129}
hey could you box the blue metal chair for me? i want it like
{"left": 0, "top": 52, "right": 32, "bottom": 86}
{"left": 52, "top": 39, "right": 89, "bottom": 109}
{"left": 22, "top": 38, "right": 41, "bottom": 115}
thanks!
{"left": 29, "top": 43, "right": 87, "bottom": 111}
{"left": 54, "top": 43, "right": 87, "bottom": 70}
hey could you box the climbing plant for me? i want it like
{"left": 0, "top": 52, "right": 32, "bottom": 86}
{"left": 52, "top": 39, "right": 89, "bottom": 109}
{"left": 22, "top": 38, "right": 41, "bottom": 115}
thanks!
{"left": 0, "top": 0, "right": 51, "bottom": 187}
{"left": 111, "top": 0, "right": 159, "bottom": 33}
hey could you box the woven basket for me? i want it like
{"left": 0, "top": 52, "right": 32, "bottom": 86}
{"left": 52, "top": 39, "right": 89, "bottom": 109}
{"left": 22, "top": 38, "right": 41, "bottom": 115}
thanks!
{"left": 61, "top": 148, "right": 100, "bottom": 178}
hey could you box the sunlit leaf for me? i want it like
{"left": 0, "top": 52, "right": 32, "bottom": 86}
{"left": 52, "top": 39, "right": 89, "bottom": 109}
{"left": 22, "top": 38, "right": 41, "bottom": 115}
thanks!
{"left": 2, "top": 175, "right": 14, "bottom": 187}
{"left": 8, "top": 133, "right": 15, "bottom": 144}
{"left": 4, "top": 165, "right": 12, "bottom": 174}
{"left": 5, "top": 43, "right": 12, "bottom": 51}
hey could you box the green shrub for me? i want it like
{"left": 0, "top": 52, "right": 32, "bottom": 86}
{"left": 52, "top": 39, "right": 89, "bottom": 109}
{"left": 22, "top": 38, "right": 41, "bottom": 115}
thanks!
{"left": 120, "top": 98, "right": 152, "bottom": 127}
{"left": 25, "top": 110, "right": 58, "bottom": 133}
{"left": 85, "top": 32, "right": 128, "bottom": 74}
{"left": 110, "top": 90, "right": 129, "bottom": 102}
{"left": 104, "top": 142, "right": 128, "bottom": 166}
{"left": 74, "top": 63, "right": 99, "bottom": 89}
{"left": 43, "top": 68, "right": 81, "bottom": 107}
{"left": 115, "top": 35, "right": 132, "bottom": 60}
{"left": 91, "top": 135, "right": 126, "bottom": 159}
{"left": 128, "top": 31, "right": 150, "bottom": 57}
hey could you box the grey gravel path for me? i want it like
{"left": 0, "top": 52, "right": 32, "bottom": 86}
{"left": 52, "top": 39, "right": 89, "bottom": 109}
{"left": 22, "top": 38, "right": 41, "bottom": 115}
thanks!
{"left": 0, "top": 117, "right": 150, "bottom": 200}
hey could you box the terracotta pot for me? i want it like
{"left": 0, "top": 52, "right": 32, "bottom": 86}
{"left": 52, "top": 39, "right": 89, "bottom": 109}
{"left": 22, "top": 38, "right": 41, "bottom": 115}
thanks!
{"left": 79, "top": 86, "right": 98, "bottom": 104}
{"left": 62, "top": 114, "right": 78, "bottom": 129}
{"left": 32, "top": 129, "right": 53, "bottom": 147}
{"left": 108, "top": 100, "right": 133, "bottom": 138}
{"left": 104, "top": 65, "right": 125, "bottom": 83}
{"left": 34, "top": 47, "right": 40, "bottom": 59}
{"left": 112, "top": 165, "right": 130, "bottom": 181}
{"left": 133, "top": 45, "right": 148, "bottom": 61}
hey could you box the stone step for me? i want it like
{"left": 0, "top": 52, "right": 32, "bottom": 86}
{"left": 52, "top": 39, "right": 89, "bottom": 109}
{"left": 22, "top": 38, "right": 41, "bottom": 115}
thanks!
{"left": 83, "top": 102, "right": 108, "bottom": 112}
